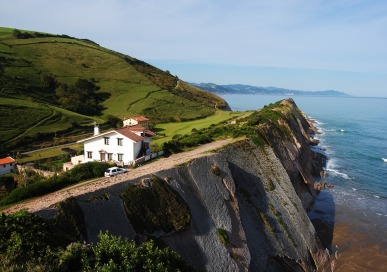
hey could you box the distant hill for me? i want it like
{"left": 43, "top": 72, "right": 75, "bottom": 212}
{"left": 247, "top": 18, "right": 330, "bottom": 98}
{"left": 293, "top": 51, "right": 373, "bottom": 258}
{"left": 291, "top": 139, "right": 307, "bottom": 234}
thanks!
{"left": 190, "top": 82, "right": 349, "bottom": 97}
{"left": 0, "top": 27, "right": 228, "bottom": 154}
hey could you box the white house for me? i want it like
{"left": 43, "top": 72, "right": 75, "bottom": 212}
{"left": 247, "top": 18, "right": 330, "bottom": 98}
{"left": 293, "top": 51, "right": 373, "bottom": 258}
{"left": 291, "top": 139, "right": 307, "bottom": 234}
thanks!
{"left": 123, "top": 116, "right": 149, "bottom": 129}
{"left": 77, "top": 124, "right": 156, "bottom": 166}
{"left": 0, "top": 157, "right": 16, "bottom": 176}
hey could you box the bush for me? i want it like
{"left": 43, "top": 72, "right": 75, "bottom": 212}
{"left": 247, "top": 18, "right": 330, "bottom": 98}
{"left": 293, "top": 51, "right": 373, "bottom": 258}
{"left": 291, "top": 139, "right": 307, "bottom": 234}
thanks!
{"left": 83, "top": 232, "right": 193, "bottom": 271}
{"left": 216, "top": 228, "right": 229, "bottom": 246}
{"left": 0, "top": 212, "right": 193, "bottom": 271}
{"left": 0, "top": 175, "right": 17, "bottom": 194}
{"left": 68, "top": 161, "right": 110, "bottom": 181}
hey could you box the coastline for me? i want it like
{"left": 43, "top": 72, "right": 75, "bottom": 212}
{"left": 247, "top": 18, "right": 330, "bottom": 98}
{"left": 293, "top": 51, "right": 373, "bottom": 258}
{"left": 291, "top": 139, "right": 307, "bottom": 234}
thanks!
{"left": 308, "top": 115, "right": 387, "bottom": 271}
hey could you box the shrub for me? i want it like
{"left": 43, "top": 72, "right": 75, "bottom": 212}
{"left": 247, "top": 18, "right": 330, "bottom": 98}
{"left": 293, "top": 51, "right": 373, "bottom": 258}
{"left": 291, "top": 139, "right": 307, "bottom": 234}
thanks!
{"left": 83, "top": 231, "right": 193, "bottom": 271}
{"left": 0, "top": 213, "right": 193, "bottom": 271}
{"left": 211, "top": 165, "right": 222, "bottom": 178}
{"left": 0, "top": 175, "right": 17, "bottom": 194}
{"left": 216, "top": 228, "right": 229, "bottom": 246}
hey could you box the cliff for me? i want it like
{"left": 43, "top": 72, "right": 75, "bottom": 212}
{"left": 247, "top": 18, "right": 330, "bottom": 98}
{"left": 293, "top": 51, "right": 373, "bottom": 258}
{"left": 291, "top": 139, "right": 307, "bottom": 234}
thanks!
{"left": 255, "top": 99, "right": 326, "bottom": 209}
{"left": 20, "top": 99, "right": 329, "bottom": 271}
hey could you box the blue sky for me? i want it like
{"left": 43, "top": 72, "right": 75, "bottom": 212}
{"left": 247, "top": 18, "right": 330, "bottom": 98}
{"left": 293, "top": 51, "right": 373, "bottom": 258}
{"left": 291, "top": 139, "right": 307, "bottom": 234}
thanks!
{"left": 1, "top": 0, "right": 387, "bottom": 97}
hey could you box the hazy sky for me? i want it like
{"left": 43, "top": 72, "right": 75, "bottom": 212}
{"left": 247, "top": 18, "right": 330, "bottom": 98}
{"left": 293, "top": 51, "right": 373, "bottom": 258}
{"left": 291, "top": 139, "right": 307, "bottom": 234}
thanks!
{"left": 1, "top": 0, "right": 387, "bottom": 97}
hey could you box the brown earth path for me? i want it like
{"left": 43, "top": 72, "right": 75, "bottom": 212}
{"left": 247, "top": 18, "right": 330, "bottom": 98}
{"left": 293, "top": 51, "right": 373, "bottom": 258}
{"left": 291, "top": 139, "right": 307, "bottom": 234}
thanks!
{"left": 2, "top": 138, "right": 233, "bottom": 215}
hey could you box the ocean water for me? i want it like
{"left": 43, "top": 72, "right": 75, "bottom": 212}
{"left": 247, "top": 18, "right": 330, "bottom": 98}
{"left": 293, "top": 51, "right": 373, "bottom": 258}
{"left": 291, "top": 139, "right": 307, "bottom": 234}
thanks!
{"left": 220, "top": 94, "right": 387, "bottom": 246}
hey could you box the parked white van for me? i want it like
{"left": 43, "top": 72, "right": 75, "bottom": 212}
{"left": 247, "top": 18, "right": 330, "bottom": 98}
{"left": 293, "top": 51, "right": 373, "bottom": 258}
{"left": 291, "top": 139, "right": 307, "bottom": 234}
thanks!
{"left": 104, "top": 167, "right": 127, "bottom": 177}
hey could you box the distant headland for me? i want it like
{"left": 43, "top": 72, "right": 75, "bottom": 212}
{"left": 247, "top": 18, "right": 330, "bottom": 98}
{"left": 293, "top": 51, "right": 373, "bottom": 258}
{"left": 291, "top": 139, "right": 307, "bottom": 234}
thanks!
{"left": 190, "top": 82, "right": 349, "bottom": 97}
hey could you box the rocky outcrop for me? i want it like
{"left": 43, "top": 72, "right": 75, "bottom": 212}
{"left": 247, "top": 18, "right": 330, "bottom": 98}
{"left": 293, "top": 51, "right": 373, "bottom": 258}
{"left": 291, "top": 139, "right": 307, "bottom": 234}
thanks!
{"left": 256, "top": 99, "right": 327, "bottom": 209}
{"left": 31, "top": 99, "right": 329, "bottom": 271}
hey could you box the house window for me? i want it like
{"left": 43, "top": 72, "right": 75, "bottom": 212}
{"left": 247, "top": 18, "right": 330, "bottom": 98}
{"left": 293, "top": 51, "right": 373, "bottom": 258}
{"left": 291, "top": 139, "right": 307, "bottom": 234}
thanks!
{"left": 118, "top": 154, "right": 123, "bottom": 162}
{"left": 104, "top": 137, "right": 110, "bottom": 145}
{"left": 107, "top": 153, "right": 113, "bottom": 161}
{"left": 87, "top": 151, "right": 92, "bottom": 159}
{"left": 117, "top": 138, "right": 123, "bottom": 146}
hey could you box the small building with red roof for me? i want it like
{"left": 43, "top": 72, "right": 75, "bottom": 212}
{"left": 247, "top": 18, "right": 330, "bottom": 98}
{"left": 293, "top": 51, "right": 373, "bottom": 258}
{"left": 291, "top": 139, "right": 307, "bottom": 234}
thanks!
{"left": 123, "top": 116, "right": 150, "bottom": 129}
{"left": 0, "top": 157, "right": 16, "bottom": 176}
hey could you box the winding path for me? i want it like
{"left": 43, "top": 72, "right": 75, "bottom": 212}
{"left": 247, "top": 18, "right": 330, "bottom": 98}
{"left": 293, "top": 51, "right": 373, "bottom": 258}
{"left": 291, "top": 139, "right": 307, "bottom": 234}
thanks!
{"left": 2, "top": 138, "right": 233, "bottom": 215}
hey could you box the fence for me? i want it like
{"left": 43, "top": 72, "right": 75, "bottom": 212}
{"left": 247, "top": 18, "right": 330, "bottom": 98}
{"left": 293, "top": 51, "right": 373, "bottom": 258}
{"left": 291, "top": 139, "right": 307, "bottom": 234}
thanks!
{"left": 131, "top": 150, "right": 164, "bottom": 166}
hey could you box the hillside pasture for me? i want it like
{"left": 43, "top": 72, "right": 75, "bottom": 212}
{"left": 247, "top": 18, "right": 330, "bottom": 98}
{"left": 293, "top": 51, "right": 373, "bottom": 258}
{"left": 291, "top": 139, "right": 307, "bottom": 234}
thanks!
{"left": 0, "top": 99, "right": 52, "bottom": 142}
{"left": 0, "top": 26, "right": 230, "bottom": 154}
{"left": 153, "top": 110, "right": 248, "bottom": 145}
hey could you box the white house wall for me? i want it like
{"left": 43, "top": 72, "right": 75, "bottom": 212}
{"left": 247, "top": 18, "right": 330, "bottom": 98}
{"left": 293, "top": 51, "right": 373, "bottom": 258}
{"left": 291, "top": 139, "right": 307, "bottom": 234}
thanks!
{"left": 0, "top": 163, "right": 16, "bottom": 176}
{"left": 83, "top": 132, "right": 136, "bottom": 164}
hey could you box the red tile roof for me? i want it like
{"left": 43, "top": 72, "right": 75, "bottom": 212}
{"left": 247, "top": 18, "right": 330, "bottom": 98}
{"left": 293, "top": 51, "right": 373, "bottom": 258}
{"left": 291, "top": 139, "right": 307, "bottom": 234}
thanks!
{"left": 115, "top": 127, "right": 145, "bottom": 142}
{"left": 0, "top": 157, "right": 15, "bottom": 165}
{"left": 128, "top": 125, "right": 146, "bottom": 131}
{"left": 124, "top": 125, "right": 156, "bottom": 137}
{"left": 144, "top": 130, "right": 157, "bottom": 137}
{"left": 131, "top": 116, "right": 149, "bottom": 122}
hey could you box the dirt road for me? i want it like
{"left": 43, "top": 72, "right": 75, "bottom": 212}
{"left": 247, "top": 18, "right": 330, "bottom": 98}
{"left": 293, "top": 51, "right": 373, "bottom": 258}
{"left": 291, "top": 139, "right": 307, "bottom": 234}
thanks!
{"left": 2, "top": 138, "right": 233, "bottom": 215}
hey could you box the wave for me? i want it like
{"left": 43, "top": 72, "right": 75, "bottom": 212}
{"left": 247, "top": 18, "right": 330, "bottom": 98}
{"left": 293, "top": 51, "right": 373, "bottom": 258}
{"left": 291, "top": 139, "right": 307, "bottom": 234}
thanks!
{"left": 325, "top": 168, "right": 352, "bottom": 180}
{"left": 382, "top": 158, "right": 387, "bottom": 162}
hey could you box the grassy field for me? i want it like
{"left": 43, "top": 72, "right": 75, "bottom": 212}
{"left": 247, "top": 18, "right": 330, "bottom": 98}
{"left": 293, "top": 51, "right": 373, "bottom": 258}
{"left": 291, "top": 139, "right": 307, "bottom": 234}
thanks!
{"left": 17, "top": 143, "right": 83, "bottom": 164}
{"left": 0, "top": 97, "right": 97, "bottom": 150}
{"left": 152, "top": 110, "right": 249, "bottom": 145}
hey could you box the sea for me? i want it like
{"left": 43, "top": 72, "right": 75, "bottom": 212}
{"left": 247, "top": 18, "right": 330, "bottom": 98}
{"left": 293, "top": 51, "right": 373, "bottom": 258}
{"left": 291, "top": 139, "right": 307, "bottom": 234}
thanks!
{"left": 220, "top": 94, "right": 387, "bottom": 270}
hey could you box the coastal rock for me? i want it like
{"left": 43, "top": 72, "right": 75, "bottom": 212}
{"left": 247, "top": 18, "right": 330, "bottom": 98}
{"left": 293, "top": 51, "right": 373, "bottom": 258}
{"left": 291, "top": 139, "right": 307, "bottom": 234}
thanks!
{"left": 256, "top": 99, "right": 327, "bottom": 210}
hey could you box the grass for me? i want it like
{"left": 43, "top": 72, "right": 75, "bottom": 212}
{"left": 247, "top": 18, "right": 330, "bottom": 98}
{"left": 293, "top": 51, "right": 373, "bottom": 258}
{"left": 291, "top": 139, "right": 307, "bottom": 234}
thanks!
{"left": 269, "top": 204, "right": 297, "bottom": 248}
{"left": 216, "top": 228, "right": 229, "bottom": 246}
{"left": 18, "top": 143, "right": 83, "bottom": 164}
{"left": 258, "top": 209, "right": 274, "bottom": 234}
{"left": 153, "top": 110, "right": 246, "bottom": 145}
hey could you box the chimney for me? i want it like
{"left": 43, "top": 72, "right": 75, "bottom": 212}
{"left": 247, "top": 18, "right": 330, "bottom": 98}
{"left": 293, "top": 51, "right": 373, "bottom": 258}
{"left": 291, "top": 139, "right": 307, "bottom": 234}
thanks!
{"left": 94, "top": 124, "right": 100, "bottom": 135}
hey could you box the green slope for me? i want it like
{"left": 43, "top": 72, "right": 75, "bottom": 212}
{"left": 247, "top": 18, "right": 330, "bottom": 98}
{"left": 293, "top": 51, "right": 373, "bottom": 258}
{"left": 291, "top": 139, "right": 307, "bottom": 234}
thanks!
{"left": 0, "top": 27, "right": 229, "bottom": 155}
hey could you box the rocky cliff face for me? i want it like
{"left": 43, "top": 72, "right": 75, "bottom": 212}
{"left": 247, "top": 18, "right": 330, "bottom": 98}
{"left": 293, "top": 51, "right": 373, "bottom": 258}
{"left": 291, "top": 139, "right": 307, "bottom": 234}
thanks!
{"left": 34, "top": 99, "right": 329, "bottom": 271}
{"left": 256, "top": 99, "right": 326, "bottom": 209}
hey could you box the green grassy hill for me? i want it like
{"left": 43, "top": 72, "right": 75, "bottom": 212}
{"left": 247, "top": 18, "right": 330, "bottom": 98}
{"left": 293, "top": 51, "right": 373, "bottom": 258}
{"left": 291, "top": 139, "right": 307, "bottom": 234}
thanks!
{"left": 0, "top": 27, "right": 229, "bottom": 155}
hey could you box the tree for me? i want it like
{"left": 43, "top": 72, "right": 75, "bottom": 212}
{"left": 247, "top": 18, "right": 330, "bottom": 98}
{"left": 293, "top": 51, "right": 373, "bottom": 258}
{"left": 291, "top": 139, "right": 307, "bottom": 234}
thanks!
{"left": 12, "top": 29, "right": 22, "bottom": 39}
{"left": 41, "top": 74, "right": 58, "bottom": 91}
{"left": 106, "top": 115, "right": 122, "bottom": 128}
{"left": 56, "top": 79, "right": 102, "bottom": 115}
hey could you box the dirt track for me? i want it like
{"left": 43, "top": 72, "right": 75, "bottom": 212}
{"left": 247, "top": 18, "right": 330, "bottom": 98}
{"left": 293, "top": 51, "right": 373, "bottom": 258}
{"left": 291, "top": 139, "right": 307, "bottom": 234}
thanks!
{"left": 2, "top": 138, "right": 233, "bottom": 215}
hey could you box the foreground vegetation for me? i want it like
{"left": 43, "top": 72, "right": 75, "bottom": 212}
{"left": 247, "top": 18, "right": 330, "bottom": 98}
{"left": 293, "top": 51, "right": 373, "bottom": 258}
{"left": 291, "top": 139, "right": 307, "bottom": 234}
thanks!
{"left": 0, "top": 210, "right": 192, "bottom": 271}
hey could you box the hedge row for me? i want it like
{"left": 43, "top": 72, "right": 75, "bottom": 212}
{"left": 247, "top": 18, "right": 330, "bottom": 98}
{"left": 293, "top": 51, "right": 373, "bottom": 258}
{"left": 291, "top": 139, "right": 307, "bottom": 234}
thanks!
{"left": 0, "top": 162, "right": 110, "bottom": 206}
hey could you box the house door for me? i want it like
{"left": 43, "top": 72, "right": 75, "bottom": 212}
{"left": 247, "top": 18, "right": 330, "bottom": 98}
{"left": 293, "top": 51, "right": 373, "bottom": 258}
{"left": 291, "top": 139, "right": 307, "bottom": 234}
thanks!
{"left": 100, "top": 152, "right": 106, "bottom": 161}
